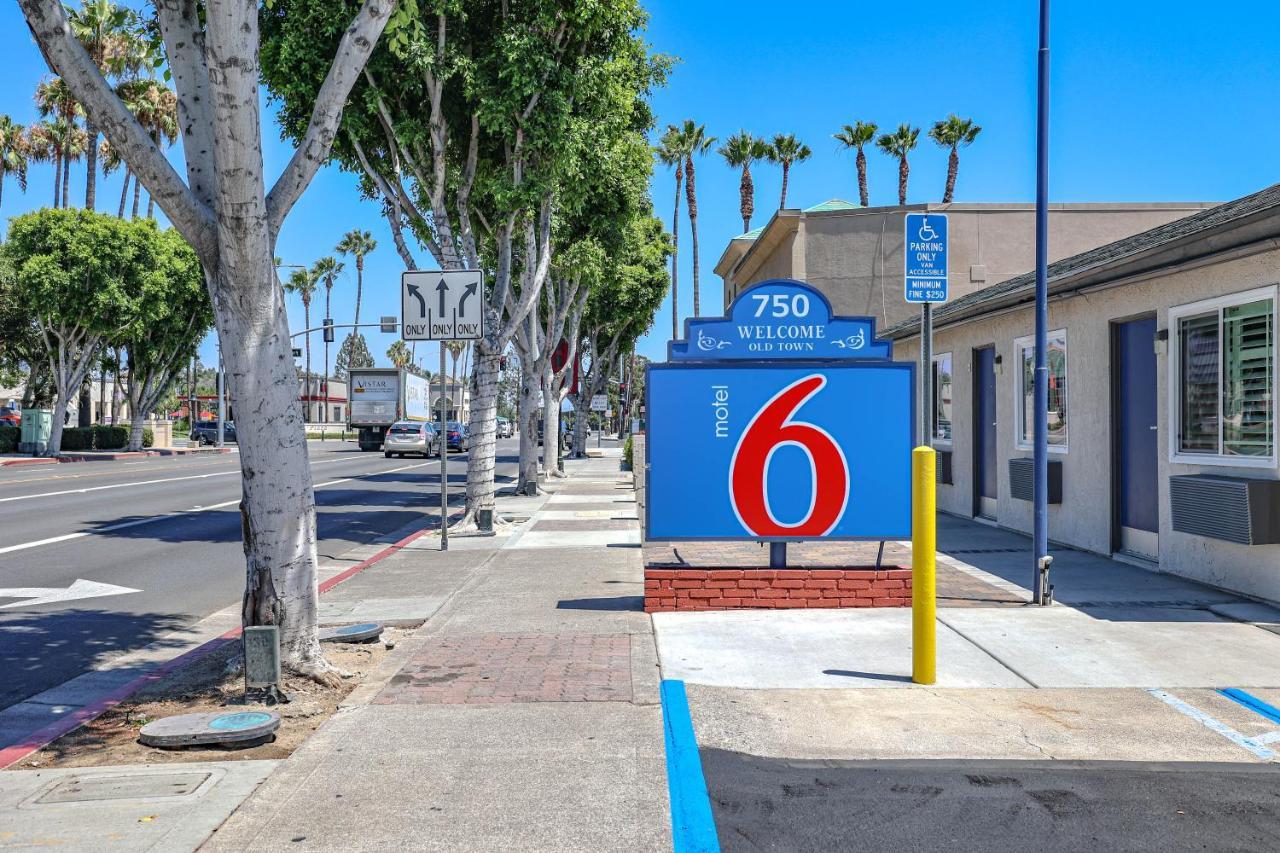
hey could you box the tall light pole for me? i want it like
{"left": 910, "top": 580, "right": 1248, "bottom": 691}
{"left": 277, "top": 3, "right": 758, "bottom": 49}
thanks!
{"left": 1032, "top": 0, "right": 1051, "bottom": 603}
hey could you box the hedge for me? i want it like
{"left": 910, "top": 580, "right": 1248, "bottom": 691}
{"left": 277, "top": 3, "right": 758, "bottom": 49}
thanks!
{"left": 622, "top": 434, "right": 633, "bottom": 469}
{"left": 60, "top": 425, "right": 134, "bottom": 451}
{"left": 0, "top": 424, "right": 17, "bottom": 454}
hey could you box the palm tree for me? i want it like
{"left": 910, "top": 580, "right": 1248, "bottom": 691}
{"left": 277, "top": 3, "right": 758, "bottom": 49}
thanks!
{"left": 285, "top": 267, "right": 319, "bottom": 413}
{"left": 765, "top": 134, "right": 812, "bottom": 209}
{"left": 717, "top": 131, "right": 768, "bottom": 232}
{"left": 928, "top": 114, "right": 982, "bottom": 203}
{"left": 34, "top": 78, "right": 83, "bottom": 208}
{"left": 672, "top": 120, "right": 716, "bottom": 317}
{"left": 311, "top": 256, "right": 344, "bottom": 422}
{"left": 833, "top": 121, "right": 877, "bottom": 207}
{"left": 875, "top": 124, "right": 921, "bottom": 206}
{"left": 335, "top": 229, "right": 376, "bottom": 328}
{"left": 0, "top": 116, "right": 28, "bottom": 210}
{"left": 654, "top": 128, "right": 685, "bottom": 340}
{"left": 67, "top": 0, "right": 145, "bottom": 210}
{"left": 115, "top": 79, "right": 177, "bottom": 218}
{"left": 386, "top": 340, "right": 412, "bottom": 369}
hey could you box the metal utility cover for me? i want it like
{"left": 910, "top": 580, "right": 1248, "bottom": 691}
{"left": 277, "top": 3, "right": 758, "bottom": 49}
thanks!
{"left": 243, "top": 626, "right": 281, "bottom": 689}
{"left": 139, "top": 711, "right": 281, "bottom": 748}
{"left": 402, "top": 270, "right": 484, "bottom": 341}
{"left": 35, "top": 771, "right": 213, "bottom": 804}
{"left": 318, "top": 622, "right": 384, "bottom": 643}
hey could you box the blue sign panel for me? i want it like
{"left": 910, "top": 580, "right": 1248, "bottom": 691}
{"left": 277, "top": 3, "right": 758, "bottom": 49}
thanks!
{"left": 669, "top": 279, "right": 892, "bottom": 362}
{"left": 646, "top": 361, "right": 915, "bottom": 541}
{"left": 904, "top": 212, "right": 949, "bottom": 303}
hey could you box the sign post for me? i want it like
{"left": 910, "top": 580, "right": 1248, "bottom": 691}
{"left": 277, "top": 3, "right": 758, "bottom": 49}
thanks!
{"left": 904, "top": 212, "right": 949, "bottom": 445}
{"left": 402, "top": 269, "right": 484, "bottom": 549}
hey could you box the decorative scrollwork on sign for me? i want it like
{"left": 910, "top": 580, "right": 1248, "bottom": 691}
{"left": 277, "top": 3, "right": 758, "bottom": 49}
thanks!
{"left": 831, "top": 331, "right": 866, "bottom": 350}
{"left": 696, "top": 329, "right": 732, "bottom": 352}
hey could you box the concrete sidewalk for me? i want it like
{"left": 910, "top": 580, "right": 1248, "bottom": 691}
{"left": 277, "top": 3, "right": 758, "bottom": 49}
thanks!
{"left": 206, "top": 451, "right": 671, "bottom": 852}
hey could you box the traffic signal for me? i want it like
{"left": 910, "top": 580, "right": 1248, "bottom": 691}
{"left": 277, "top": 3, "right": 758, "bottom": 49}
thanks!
{"left": 323, "top": 318, "right": 335, "bottom": 343}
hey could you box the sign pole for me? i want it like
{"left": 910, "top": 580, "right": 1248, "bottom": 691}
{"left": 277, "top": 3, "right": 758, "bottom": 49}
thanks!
{"left": 1032, "top": 0, "right": 1051, "bottom": 604}
{"left": 439, "top": 341, "right": 449, "bottom": 551}
{"left": 920, "top": 302, "right": 932, "bottom": 445}
{"left": 912, "top": 446, "right": 937, "bottom": 684}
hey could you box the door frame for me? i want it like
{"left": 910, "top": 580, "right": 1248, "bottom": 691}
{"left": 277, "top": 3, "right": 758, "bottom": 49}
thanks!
{"left": 1109, "top": 313, "right": 1158, "bottom": 557}
{"left": 971, "top": 344, "right": 997, "bottom": 519}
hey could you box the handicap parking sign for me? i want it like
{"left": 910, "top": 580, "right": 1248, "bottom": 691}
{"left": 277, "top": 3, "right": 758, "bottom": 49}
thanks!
{"left": 904, "top": 213, "right": 948, "bottom": 303}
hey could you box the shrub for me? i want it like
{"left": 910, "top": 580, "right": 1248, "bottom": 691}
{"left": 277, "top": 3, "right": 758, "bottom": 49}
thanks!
{"left": 60, "top": 427, "right": 92, "bottom": 451}
{"left": 0, "top": 424, "right": 18, "bottom": 454}
{"left": 622, "top": 434, "right": 633, "bottom": 469}
{"left": 92, "top": 424, "right": 128, "bottom": 449}
{"left": 143, "top": 427, "right": 154, "bottom": 448}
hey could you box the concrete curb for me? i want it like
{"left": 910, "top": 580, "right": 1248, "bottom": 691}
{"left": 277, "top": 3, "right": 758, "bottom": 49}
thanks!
{"left": 0, "top": 522, "right": 431, "bottom": 771}
{"left": 0, "top": 447, "right": 232, "bottom": 466}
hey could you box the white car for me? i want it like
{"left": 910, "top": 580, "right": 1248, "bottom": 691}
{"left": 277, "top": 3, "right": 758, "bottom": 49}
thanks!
{"left": 383, "top": 421, "right": 438, "bottom": 458}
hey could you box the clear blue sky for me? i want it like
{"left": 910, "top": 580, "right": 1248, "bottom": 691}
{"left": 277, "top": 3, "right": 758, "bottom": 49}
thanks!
{"left": 2, "top": 1, "right": 1277, "bottom": 371}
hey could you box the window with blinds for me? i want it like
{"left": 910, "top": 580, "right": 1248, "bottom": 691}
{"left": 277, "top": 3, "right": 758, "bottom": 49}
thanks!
{"left": 1173, "top": 290, "right": 1275, "bottom": 463}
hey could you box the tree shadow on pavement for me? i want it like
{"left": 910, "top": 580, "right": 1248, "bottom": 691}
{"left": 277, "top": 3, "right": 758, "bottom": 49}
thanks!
{"left": 556, "top": 596, "right": 644, "bottom": 612}
{"left": 0, "top": 608, "right": 195, "bottom": 712}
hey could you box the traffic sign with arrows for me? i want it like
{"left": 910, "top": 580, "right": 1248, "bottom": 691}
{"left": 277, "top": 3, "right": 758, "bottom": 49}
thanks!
{"left": 402, "top": 270, "right": 484, "bottom": 341}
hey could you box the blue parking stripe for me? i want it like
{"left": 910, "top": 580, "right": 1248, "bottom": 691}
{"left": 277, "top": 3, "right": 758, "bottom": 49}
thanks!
{"left": 660, "top": 679, "right": 721, "bottom": 853}
{"left": 1218, "top": 688, "right": 1280, "bottom": 726}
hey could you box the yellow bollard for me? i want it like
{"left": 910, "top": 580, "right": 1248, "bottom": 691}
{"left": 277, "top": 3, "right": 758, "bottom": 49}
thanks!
{"left": 912, "top": 446, "right": 937, "bottom": 685}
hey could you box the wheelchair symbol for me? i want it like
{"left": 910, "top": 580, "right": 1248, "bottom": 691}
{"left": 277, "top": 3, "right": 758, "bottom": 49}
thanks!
{"left": 917, "top": 219, "right": 939, "bottom": 242}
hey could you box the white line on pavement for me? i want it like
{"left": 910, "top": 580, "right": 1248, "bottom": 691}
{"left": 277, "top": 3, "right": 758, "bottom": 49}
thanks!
{"left": 1146, "top": 688, "right": 1277, "bottom": 760}
{"left": 0, "top": 455, "right": 361, "bottom": 504}
{"left": 0, "top": 459, "right": 438, "bottom": 556}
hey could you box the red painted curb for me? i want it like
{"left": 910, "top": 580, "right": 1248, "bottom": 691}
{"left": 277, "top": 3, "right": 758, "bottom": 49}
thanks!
{"left": 0, "top": 523, "right": 429, "bottom": 770}
{"left": 1, "top": 448, "right": 231, "bottom": 466}
{"left": 0, "top": 458, "right": 58, "bottom": 467}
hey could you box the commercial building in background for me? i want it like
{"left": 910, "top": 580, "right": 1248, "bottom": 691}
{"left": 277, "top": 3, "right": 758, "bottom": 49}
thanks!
{"left": 299, "top": 376, "right": 348, "bottom": 424}
{"left": 884, "top": 183, "right": 1280, "bottom": 603}
{"left": 715, "top": 199, "right": 1217, "bottom": 330}
{"left": 429, "top": 378, "right": 470, "bottom": 423}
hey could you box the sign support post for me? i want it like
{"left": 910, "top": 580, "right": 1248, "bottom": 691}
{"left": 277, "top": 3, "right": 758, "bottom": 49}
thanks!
{"left": 912, "top": 446, "right": 937, "bottom": 684}
{"left": 920, "top": 302, "right": 932, "bottom": 446}
{"left": 439, "top": 341, "right": 449, "bottom": 552}
{"left": 1032, "top": 0, "right": 1051, "bottom": 605}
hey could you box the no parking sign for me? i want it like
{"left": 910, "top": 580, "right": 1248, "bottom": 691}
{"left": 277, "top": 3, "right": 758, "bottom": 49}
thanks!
{"left": 647, "top": 280, "right": 915, "bottom": 541}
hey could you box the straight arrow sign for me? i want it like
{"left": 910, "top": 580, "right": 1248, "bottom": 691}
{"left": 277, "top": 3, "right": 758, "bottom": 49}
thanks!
{"left": 0, "top": 579, "right": 141, "bottom": 609}
{"left": 436, "top": 277, "right": 449, "bottom": 316}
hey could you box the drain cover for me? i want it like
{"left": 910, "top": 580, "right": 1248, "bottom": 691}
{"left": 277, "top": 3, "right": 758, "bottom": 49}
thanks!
{"left": 139, "top": 710, "right": 280, "bottom": 748}
{"left": 318, "top": 622, "right": 383, "bottom": 643}
{"left": 37, "top": 771, "right": 212, "bottom": 804}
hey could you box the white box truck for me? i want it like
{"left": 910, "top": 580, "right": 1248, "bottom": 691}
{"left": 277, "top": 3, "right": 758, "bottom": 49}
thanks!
{"left": 347, "top": 368, "right": 431, "bottom": 451}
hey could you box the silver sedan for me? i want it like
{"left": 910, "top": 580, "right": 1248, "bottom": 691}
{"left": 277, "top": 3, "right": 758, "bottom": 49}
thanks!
{"left": 383, "top": 421, "right": 438, "bottom": 458}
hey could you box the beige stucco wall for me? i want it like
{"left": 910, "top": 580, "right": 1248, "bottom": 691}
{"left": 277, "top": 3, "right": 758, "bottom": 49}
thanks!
{"left": 895, "top": 246, "right": 1280, "bottom": 603}
{"left": 723, "top": 204, "right": 1215, "bottom": 332}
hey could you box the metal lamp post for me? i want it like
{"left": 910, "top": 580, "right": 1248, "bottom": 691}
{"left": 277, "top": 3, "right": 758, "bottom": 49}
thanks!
{"left": 1032, "top": 0, "right": 1052, "bottom": 604}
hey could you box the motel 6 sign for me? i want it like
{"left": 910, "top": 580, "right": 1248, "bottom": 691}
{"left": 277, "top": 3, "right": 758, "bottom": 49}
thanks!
{"left": 647, "top": 280, "right": 915, "bottom": 542}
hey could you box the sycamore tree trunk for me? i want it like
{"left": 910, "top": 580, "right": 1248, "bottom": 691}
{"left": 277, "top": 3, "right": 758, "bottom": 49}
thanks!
{"left": 542, "top": 366, "right": 563, "bottom": 478}
{"left": 516, "top": 354, "right": 541, "bottom": 494}
{"left": 464, "top": 342, "right": 502, "bottom": 505}
{"left": 571, "top": 390, "right": 589, "bottom": 457}
{"left": 44, "top": 332, "right": 102, "bottom": 456}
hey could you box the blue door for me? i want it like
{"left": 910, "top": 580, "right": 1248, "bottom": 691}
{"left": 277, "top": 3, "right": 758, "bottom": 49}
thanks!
{"left": 974, "top": 346, "right": 998, "bottom": 518}
{"left": 1115, "top": 317, "right": 1159, "bottom": 558}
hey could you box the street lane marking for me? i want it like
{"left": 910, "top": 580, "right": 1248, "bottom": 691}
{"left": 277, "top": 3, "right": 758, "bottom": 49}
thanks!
{"left": 0, "top": 455, "right": 360, "bottom": 504}
{"left": 660, "top": 679, "right": 721, "bottom": 853}
{"left": 1218, "top": 688, "right": 1280, "bottom": 727}
{"left": 1147, "top": 688, "right": 1276, "bottom": 760}
{"left": 0, "top": 459, "right": 438, "bottom": 556}
{"left": 0, "top": 579, "right": 141, "bottom": 609}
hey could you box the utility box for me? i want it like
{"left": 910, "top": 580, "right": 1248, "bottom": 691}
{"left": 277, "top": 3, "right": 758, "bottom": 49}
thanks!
{"left": 18, "top": 409, "right": 52, "bottom": 455}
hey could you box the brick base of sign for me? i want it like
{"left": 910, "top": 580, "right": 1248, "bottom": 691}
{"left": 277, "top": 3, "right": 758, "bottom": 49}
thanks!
{"left": 643, "top": 567, "right": 912, "bottom": 613}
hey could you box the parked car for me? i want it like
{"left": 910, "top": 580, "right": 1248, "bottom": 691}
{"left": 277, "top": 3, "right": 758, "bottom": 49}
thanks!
{"left": 192, "top": 421, "right": 236, "bottom": 445}
{"left": 383, "top": 421, "right": 437, "bottom": 458}
{"left": 0, "top": 405, "right": 20, "bottom": 427}
{"left": 444, "top": 421, "right": 469, "bottom": 453}
{"left": 496, "top": 417, "right": 513, "bottom": 438}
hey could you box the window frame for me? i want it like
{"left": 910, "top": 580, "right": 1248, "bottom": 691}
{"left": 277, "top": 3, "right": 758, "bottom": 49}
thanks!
{"left": 931, "top": 351, "right": 954, "bottom": 447}
{"left": 1013, "top": 329, "right": 1069, "bottom": 454}
{"left": 1168, "top": 284, "right": 1278, "bottom": 469}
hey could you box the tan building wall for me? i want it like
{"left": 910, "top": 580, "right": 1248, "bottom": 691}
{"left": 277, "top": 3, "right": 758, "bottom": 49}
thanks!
{"left": 894, "top": 245, "right": 1280, "bottom": 603}
{"left": 717, "top": 203, "right": 1216, "bottom": 330}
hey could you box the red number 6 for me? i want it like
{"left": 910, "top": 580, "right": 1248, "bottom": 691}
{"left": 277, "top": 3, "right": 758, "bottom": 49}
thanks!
{"left": 729, "top": 375, "right": 849, "bottom": 537}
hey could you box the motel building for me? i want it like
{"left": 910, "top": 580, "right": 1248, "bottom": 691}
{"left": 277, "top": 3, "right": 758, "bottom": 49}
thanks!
{"left": 714, "top": 184, "right": 1280, "bottom": 604}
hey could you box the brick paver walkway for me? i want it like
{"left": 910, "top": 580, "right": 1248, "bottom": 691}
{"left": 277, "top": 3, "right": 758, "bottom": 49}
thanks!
{"left": 375, "top": 634, "right": 634, "bottom": 705}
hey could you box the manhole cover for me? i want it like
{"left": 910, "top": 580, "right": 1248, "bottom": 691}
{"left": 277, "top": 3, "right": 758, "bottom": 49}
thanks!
{"left": 139, "top": 710, "right": 280, "bottom": 748}
{"left": 318, "top": 622, "right": 383, "bottom": 643}
{"left": 36, "top": 771, "right": 212, "bottom": 804}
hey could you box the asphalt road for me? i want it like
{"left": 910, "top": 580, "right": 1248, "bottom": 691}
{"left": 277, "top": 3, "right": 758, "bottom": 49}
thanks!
{"left": 0, "top": 438, "right": 520, "bottom": 711}
{"left": 702, "top": 749, "right": 1280, "bottom": 852}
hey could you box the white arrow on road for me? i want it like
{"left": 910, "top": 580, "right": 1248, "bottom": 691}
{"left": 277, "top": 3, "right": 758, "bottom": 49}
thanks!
{"left": 0, "top": 579, "right": 141, "bottom": 609}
